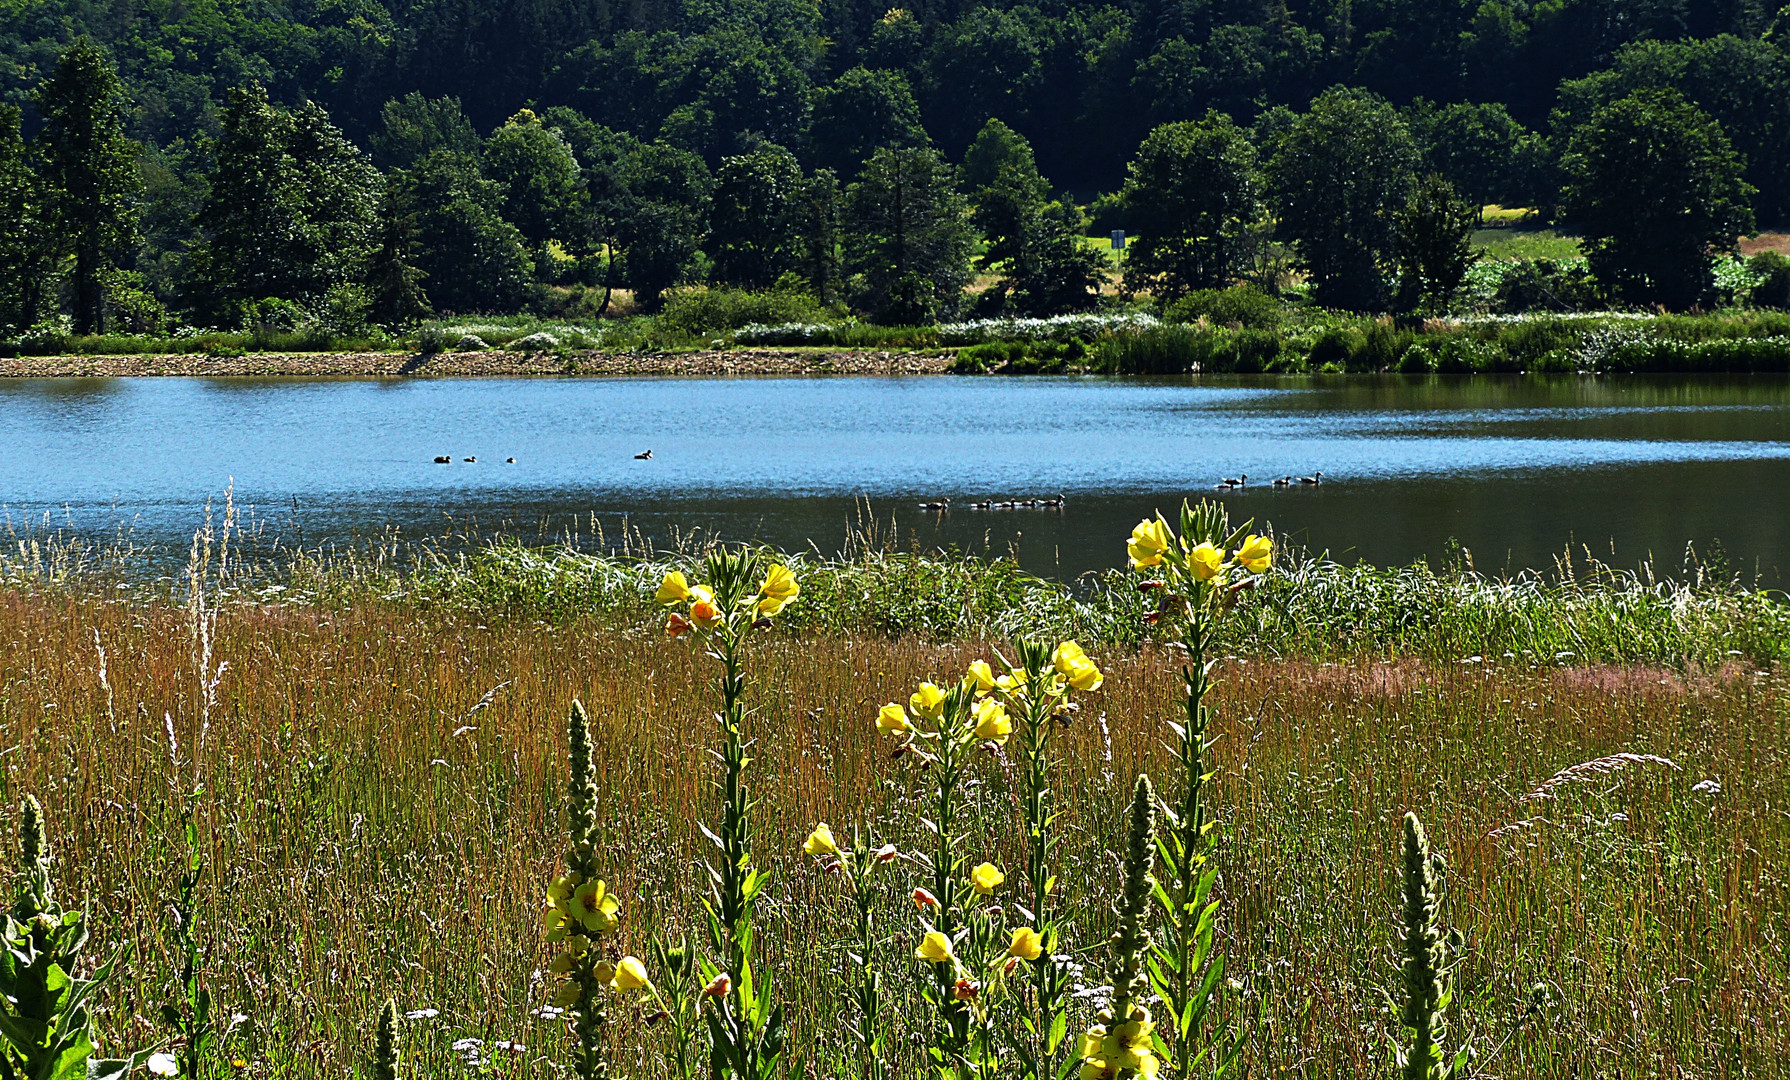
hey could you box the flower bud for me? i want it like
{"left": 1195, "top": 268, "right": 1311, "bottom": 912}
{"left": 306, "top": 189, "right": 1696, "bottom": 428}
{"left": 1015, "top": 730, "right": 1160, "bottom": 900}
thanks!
{"left": 705, "top": 974, "right": 732, "bottom": 997}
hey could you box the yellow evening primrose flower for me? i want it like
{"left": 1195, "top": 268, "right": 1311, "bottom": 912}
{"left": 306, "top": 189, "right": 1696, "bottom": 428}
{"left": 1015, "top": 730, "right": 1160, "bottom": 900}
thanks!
{"left": 876, "top": 702, "right": 914, "bottom": 735}
{"left": 970, "top": 862, "right": 1005, "bottom": 894}
{"left": 1007, "top": 926, "right": 1045, "bottom": 961}
{"left": 573, "top": 880, "right": 620, "bottom": 934}
{"left": 1235, "top": 533, "right": 1273, "bottom": 574}
{"left": 965, "top": 660, "right": 996, "bottom": 693}
{"left": 909, "top": 682, "right": 947, "bottom": 719}
{"left": 757, "top": 564, "right": 799, "bottom": 617}
{"left": 994, "top": 667, "right": 1027, "bottom": 695}
{"left": 973, "top": 698, "right": 1012, "bottom": 744}
{"left": 656, "top": 571, "right": 691, "bottom": 605}
{"left": 1127, "top": 517, "right": 1172, "bottom": 568}
{"left": 1188, "top": 540, "right": 1225, "bottom": 581}
{"left": 1052, "top": 640, "right": 1104, "bottom": 692}
{"left": 914, "top": 930, "right": 955, "bottom": 963}
{"left": 610, "top": 955, "right": 651, "bottom": 991}
{"left": 803, "top": 823, "right": 840, "bottom": 857}
{"left": 690, "top": 598, "right": 723, "bottom": 630}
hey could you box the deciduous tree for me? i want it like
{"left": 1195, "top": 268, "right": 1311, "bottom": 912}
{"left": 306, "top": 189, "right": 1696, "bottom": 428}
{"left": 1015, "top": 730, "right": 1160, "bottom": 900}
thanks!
{"left": 1120, "top": 113, "right": 1262, "bottom": 302}
{"left": 843, "top": 146, "right": 973, "bottom": 324}
{"left": 1560, "top": 88, "right": 1754, "bottom": 310}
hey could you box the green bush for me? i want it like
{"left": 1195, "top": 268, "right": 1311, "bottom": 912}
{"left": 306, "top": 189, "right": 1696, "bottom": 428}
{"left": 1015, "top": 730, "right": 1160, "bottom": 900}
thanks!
{"left": 1161, "top": 283, "right": 1283, "bottom": 329}
{"left": 1748, "top": 252, "right": 1790, "bottom": 309}
{"left": 656, "top": 287, "right": 841, "bottom": 336}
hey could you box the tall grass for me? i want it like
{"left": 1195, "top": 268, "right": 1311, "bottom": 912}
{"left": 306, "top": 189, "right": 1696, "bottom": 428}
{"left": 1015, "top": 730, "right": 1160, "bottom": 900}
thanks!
{"left": 2, "top": 589, "right": 1783, "bottom": 1077}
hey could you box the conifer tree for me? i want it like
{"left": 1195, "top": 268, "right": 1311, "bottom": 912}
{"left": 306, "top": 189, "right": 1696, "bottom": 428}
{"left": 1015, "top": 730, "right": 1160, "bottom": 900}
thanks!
{"left": 34, "top": 36, "right": 140, "bottom": 335}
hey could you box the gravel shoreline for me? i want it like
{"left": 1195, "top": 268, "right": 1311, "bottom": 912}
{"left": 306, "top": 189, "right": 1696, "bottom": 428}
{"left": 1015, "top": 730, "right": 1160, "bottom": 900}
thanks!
{"left": 0, "top": 348, "right": 957, "bottom": 378}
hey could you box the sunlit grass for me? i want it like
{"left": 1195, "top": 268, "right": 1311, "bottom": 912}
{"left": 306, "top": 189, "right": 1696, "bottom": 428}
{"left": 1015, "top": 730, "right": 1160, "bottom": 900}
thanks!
{"left": 2, "top": 581, "right": 1785, "bottom": 1077}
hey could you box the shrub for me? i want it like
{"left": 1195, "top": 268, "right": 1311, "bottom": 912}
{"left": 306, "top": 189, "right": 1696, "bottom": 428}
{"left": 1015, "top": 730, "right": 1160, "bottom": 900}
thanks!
{"left": 1162, "top": 283, "right": 1283, "bottom": 329}
{"left": 656, "top": 288, "right": 840, "bottom": 336}
{"left": 1749, "top": 251, "right": 1790, "bottom": 309}
{"left": 952, "top": 338, "right": 1088, "bottom": 373}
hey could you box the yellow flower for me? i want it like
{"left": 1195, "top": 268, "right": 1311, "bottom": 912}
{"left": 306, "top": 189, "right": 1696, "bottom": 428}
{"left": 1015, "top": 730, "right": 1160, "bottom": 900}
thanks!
{"left": 1007, "top": 926, "right": 1044, "bottom": 961}
{"left": 909, "top": 682, "right": 947, "bottom": 719}
{"left": 973, "top": 698, "right": 1011, "bottom": 744}
{"left": 994, "top": 667, "right": 1027, "bottom": 695}
{"left": 593, "top": 960, "right": 616, "bottom": 984}
{"left": 876, "top": 702, "right": 913, "bottom": 735}
{"left": 757, "top": 564, "right": 799, "bottom": 616}
{"left": 572, "top": 880, "right": 620, "bottom": 934}
{"left": 803, "top": 823, "right": 840, "bottom": 857}
{"left": 545, "top": 872, "right": 581, "bottom": 903}
{"left": 1235, "top": 533, "right": 1272, "bottom": 574}
{"left": 656, "top": 571, "right": 691, "bottom": 605}
{"left": 1052, "top": 640, "right": 1104, "bottom": 692}
{"left": 914, "top": 930, "right": 954, "bottom": 963}
{"left": 541, "top": 900, "right": 574, "bottom": 941}
{"left": 965, "top": 660, "right": 996, "bottom": 693}
{"left": 547, "top": 935, "right": 588, "bottom": 974}
{"left": 610, "top": 955, "right": 651, "bottom": 991}
{"left": 1188, "top": 541, "right": 1224, "bottom": 581}
{"left": 1110, "top": 1007, "right": 1153, "bottom": 1049}
{"left": 1127, "top": 517, "right": 1172, "bottom": 568}
{"left": 970, "top": 862, "right": 1005, "bottom": 894}
{"left": 690, "top": 598, "right": 723, "bottom": 630}
{"left": 1076, "top": 1029, "right": 1106, "bottom": 1062}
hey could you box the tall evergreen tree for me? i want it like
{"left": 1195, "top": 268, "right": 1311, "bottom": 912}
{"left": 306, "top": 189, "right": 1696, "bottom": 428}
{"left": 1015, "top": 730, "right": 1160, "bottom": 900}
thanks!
{"left": 966, "top": 120, "right": 1103, "bottom": 315}
{"left": 792, "top": 167, "right": 843, "bottom": 302}
{"left": 366, "top": 187, "right": 433, "bottom": 327}
{"left": 843, "top": 146, "right": 974, "bottom": 324}
{"left": 185, "top": 86, "right": 381, "bottom": 322}
{"left": 34, "top": 36, "right": 140, "bottom": 334}
{"left": 0, "top": 105, "right": 52, "bottom": 336}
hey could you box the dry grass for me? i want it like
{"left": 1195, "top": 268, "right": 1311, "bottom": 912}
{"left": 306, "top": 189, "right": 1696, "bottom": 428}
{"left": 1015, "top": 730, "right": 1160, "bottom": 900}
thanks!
{"left": 2, "top": 591, "right": 1786, "bottom": 1078}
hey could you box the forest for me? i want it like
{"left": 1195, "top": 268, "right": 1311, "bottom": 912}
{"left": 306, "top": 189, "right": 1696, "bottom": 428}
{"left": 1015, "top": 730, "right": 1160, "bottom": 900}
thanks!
{"left": 2, "top": 0, "right": 1789, "bottom": 338}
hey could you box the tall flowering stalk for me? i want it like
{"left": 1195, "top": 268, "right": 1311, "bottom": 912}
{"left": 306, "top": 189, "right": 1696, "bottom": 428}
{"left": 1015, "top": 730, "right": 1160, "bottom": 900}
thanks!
{"left": 800, "top": 825, "right": 895, "bottom": 1080}
{"left": 1126, "top": 502, "right": 1267, "bottom": 1079}
{"left": 541, "top": 701, "right": 633, "bottom": 1080}
{"left": 877, "top": 661, "right": 1065, "bottom": 1078}
{"left": 976, "top": 640, "right": 1103, "bottom": 1080}
{"left": 1396, "top": 813, "right": 1464, "bottom": 1080}
{"left": 0, "top": 796, "right": 151, "bottom": 1080}
{"left": 657, "top": 551, "right": 800, "bottom": 1080}
{"left": 1075, "top": 775, "right": 1162, "bottom": 1080}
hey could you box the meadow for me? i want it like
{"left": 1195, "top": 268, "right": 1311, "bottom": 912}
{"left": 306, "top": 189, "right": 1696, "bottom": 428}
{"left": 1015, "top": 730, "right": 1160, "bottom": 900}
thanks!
{"left": 1, "top": 520, "right": 1786, "bottom": 1079}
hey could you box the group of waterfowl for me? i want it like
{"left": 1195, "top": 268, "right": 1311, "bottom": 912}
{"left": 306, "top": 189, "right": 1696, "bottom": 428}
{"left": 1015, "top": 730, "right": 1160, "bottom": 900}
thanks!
{"left": 917, "top": 494, "right": 1067, "bottom": 512}
{"left": 1216, "top": 472, "right": 1324, "bottom": 489}
{"left": 434, "top": 455, "right": 517, "bottom": 463}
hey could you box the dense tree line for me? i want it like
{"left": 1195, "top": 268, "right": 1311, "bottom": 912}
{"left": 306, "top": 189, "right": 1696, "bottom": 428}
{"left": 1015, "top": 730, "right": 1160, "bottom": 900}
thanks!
{"left": 0, "top": 3, "right": 1785, "bottom": 334}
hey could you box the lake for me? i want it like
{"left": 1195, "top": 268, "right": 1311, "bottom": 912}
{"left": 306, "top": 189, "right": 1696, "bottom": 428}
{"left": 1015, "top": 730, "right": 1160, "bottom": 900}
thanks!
{"left": 4, "top": 373, "right": 1789, "bottom": 582}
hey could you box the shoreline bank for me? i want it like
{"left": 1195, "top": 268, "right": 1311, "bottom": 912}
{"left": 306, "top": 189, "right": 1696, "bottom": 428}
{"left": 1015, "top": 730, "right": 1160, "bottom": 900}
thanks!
{"left": 0, "top": 348, "right": 957, "bottom": 378}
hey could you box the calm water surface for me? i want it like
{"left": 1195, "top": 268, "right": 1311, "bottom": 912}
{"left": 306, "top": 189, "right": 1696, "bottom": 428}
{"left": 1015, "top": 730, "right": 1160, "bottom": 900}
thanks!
{"left": 4, "top": 374, "right": 1788, "bottom": 580}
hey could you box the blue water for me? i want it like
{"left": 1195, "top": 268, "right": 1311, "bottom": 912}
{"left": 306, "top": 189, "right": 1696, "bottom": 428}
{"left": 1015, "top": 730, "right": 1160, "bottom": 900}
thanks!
{"left": 5, "top": 374, "right": 1789, "bottom": 579}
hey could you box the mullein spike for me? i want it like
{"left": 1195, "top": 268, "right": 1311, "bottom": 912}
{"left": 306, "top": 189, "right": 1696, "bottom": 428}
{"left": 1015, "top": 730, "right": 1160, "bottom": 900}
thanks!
{"left": 1112, "top": 774, "right": 1156, "bottom": 1016}
{"left": 19, "top": 795, "right": 46, "bottom": 870}
{"left": 374, "top": 999, "right": 401, "bottom": 1080}
{"left": 1400, "top": 812, "right": 1450, "bottom": 1080}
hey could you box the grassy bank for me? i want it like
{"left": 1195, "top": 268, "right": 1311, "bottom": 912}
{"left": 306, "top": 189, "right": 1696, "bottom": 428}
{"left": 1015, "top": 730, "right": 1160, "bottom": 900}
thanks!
{"left": 2, "top": 587, "right": 1784, "bottom": 1078}
{"left": 12, "top": 285, "right": 1790, "bottom": 379}
{"left": 4, "top": 525, "right": 1787, "bottom": 666}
